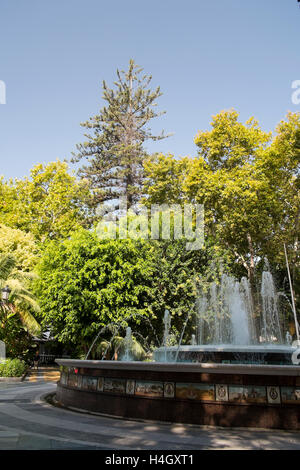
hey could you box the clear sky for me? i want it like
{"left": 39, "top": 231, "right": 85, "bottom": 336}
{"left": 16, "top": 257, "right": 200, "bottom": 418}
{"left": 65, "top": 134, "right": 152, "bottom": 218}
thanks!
{"left": 0, "top": 0, "right": 299, "bottom": 180}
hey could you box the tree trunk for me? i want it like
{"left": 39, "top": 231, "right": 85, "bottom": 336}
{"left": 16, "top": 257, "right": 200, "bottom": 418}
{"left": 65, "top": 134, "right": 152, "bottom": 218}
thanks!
{"left": 247, "top": 233, "right": 255, "bottom": 287}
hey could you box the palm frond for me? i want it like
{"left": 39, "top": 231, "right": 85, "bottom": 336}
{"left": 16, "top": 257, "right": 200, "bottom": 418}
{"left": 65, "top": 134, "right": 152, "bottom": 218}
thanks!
{"left": 13, "top": 293, "right": 41, "bottom": 313}
{"left": 131, "top": 339, "right": 147, "bottom": 360}
{"left": 10, "top": 270, "right": 38, "bottom": 282}
{"left": 0, "top": 254, "right": 41, "bottom": 336}
{"left": 0, "top": 254, "right": 15, "bottom": 281}
{"left": 111, "top": 335, "right": 146, "bottom": 360}
{"left": 93, "top": 340, "right": 110, "bottom": 359}
{"left": 17, "top": 309, "right": 41, "bottom": 336}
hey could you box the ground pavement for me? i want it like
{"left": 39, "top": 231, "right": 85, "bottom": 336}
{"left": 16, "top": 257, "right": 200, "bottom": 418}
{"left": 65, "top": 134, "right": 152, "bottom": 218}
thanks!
{"left": 0, "top": 367, "right": 299, "bottom": 450}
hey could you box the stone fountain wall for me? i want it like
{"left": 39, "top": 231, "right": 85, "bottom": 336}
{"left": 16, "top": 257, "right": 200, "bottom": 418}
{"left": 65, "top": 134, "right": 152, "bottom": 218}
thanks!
{"left": 56, "top": 360, "right": 300, "bottom": 430}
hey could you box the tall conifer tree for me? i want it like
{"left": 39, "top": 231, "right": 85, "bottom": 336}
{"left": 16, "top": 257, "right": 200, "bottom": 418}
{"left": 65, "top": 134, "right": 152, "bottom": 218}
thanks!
{"left": 73, "top": 60, "right": 167, "bottom": 208}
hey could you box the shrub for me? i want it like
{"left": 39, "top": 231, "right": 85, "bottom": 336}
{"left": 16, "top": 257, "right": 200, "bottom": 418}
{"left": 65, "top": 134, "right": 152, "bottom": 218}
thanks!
{"left": 0, "top": 358, "right": 27, "bottom": 377}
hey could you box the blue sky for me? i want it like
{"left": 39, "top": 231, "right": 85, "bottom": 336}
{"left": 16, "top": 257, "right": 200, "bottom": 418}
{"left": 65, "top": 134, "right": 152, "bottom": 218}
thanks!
{"left": 0, "top": 0, "right": 299, "bottom": 180}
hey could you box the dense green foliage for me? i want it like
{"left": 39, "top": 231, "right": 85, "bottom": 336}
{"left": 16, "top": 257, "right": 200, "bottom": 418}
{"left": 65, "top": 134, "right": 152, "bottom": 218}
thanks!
{"left": 0, "top": 314, "right": 35, "bottom": 361}
{"left": 0, "top": 358, "right": 27, "bottom": 377}
{"left": 34, "top": 230, "right": 155, "bottom": 350}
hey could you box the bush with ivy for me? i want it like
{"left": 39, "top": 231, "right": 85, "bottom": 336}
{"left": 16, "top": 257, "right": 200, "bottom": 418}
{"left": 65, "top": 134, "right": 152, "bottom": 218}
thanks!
{"left": 0, "top": 358, "right": 27, "bottom": 377}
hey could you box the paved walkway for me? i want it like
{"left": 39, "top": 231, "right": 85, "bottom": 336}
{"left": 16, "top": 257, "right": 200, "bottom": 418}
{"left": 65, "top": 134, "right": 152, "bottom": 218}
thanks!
{"left": 0, "top": 372, "right": 299, "bottom": 450}
{"left": 24, "top": 366, "right": 60, "bottom": 383}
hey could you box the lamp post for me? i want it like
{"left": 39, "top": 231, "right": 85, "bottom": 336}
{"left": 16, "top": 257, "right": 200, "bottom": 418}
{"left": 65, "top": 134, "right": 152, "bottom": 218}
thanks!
{"left": 1, "top": 286, "right": 10, "bottom": 362}
{"left": 1, "top": 285, "right": 11, "bottom": 304}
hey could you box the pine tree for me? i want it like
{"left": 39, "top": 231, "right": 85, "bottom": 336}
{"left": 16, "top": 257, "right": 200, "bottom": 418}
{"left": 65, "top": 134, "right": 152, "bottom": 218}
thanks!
{"left": 72, "top": 59, "right": 168, "bottom": 209}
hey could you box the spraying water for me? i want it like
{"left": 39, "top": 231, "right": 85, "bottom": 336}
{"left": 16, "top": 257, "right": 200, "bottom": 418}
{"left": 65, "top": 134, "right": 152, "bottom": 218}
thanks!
{"left": 87, "top": 269, "right": 291, "bottom": 365}
{"left": 196, "top": 270, "right": 284, "bottom": 346}
{"left": 261, "top": 271, "right": 283, "bottom": 343}
{"left": 226, "top": 277, "right": 250, "bottom": 345}
{"left": 196, "top": 274, "right": 253, "bottom": 345}
{"left": 122, "top": 327, "right": 133, "bottom": 361}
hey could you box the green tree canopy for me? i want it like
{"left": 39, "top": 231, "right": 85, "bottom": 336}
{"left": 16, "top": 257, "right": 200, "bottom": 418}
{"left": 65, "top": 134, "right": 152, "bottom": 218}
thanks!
{"left": 194, "top": 109, "right": 271, "bottom": 171}
{"left": 0, "top": 224, "right": 38, "bottom": 271}
{"left": 143, "top": 110, "right": 300, "bottom": 288}
{"left": 0, "top": 161, "right": 91, "bottom": 241}
{"left": 34, "top": 230, "right": 155, "bottom": 349}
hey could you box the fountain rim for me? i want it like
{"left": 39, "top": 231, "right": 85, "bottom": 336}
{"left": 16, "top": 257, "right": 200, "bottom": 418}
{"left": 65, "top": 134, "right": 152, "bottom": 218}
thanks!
{"left": 155, "top": 344, "right": 297, "bottom": 354}
{"left": 56, "top": 359, "right": 300, "bottom": 376}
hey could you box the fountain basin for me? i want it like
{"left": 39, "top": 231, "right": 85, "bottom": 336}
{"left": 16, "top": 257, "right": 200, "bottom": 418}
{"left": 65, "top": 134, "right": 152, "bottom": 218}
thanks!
{"left": 56, "top": 359, "right": 300, "bottom": 430}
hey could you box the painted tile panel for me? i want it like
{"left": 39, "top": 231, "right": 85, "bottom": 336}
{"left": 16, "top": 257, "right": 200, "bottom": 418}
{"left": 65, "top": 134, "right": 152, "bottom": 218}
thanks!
{"left": 176, "top": 383, "right": 215, "bottom": 401}
{"left": 68, "top": 373, "right": 78, "bottom": 388}
{"left": 135, "top": 380, "right": 164, "bottom": 398}
{"left": 103, "top": 378, "right": 126, "bottom": 394}
{"left": 229, "top": 385, "right": 266, "bottom": 403}
{"left": 281, "top": 387, "right": 300, "bottom": 404}
{"left": 81, "top": 376, "right": 97, "bottom": 391}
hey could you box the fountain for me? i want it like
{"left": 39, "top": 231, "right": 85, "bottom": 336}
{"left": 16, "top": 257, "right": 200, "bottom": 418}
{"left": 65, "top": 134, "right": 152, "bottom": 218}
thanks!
{"left": 55, "top": 269, "right": 300, "bottom": 430}
{"left": 155, "top": 271, "right": 296, "bottom": 364}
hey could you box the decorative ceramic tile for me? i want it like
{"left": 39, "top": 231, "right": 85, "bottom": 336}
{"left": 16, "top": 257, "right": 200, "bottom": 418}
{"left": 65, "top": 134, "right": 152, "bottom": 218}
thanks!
{"left": 81, "top": 376, "right": 97, "bottom": 391}
{"left": 229, "top": 385, "right": 266, "bottom": 403}
{"left": 77, "top": 375, "right": 82, "bottom": 388}
{"left": 97, "top": 377, "right": 104, "bottom": 392}
{"left": 245, "top": 386, "right": 267, "bottom": 403}
{"left": 281, "top": 387, "right": 300, "bottom": 404}
{"left": 60, "top": 372, "right": 67, "bottom": 385}
{"left": 126, "top": 380, "right": 135, "bottom": 395}
{"left": 164, "top": 382, "right": 175, "bottom": 398}
{"left": 68, "top": 373, "right": 78, "bottom": 388}
{"left": 176, "top": 383, "right": 215, "bottom": 401}
{"left": 215, "top": 384, "right": 229, "bottom": 402}
{"left": 135, "top": 380, "right": 164, "bottom": 398}
{"left": 229, "top": 386, "right": 244, "bottom": 402}
{"left": 104, "top": 378, "right": 126, "bottom": 394}
{"left": 267, "top": 386, "right": 281, "bottom": 404}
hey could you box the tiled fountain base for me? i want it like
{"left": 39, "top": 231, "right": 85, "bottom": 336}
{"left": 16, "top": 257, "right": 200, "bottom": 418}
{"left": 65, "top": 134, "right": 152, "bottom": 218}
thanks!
{"left": 56, "top": 360, "right": 300, "bottom": 430}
